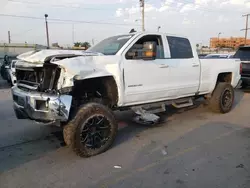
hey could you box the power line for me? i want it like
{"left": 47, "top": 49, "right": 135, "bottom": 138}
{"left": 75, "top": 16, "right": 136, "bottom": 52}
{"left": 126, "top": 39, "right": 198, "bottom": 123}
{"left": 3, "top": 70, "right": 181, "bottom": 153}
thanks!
{"left": 7, "top": 0, "right": 114, "bottom": 11}
{"left": 0, "top": 14, "right": 141, "bottom": 26}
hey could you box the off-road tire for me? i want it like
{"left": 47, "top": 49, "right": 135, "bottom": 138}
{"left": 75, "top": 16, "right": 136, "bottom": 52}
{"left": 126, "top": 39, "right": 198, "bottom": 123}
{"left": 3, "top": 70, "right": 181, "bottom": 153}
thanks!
{"left": 63, "top": 102, "right": 118, "bottom": 157}
{"left": 208, "top": 82, "right": 234, "bottom": 113}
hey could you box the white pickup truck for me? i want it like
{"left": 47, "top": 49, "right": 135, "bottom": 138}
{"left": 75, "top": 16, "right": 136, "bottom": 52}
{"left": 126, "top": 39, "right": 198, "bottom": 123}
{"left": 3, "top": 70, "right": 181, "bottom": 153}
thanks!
{"left": 12, "top": 32, "right": 241, "bottom": 157}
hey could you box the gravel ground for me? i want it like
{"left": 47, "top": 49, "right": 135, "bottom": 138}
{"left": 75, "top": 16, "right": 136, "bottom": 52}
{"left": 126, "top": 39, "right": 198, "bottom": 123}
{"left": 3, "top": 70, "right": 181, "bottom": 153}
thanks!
{"left": 0, "top": 81, "right": 249, "bottom": 188}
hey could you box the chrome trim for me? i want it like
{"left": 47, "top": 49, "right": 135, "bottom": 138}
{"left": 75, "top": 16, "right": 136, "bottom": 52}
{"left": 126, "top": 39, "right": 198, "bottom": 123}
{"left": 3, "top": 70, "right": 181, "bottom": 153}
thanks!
{"left": 17, "top": 83, "right": 38, "bottom": 90}
{"left": 12, "top": 86, "right": 72, "bottom": 122}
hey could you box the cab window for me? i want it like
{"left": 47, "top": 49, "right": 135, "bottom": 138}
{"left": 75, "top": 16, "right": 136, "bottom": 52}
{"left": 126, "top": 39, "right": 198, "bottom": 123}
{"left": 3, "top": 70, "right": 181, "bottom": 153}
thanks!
{"left": 126, "top": 35, "right": 164, "bottom": 60}
{"left": 167, "top": 36, "right": 193, "bottom": 59}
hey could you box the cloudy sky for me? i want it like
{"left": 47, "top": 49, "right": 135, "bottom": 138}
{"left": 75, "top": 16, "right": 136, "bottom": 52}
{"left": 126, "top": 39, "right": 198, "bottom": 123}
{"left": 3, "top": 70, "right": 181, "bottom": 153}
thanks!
{"left": 0, "top": 0, "right": 250, "bottom": 47}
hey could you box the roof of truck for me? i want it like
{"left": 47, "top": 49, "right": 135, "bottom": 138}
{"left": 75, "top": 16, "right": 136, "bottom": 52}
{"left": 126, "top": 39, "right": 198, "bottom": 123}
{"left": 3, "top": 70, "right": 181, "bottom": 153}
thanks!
{"left": 129, "top": 31, "right": 188, "bottom": 38}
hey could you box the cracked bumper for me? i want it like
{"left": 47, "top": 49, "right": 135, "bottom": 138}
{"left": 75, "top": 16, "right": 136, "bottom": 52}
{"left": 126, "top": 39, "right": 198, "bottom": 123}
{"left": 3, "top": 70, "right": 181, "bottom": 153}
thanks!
{"left": 11, "top": 86, "right": 72, "bottom": 122}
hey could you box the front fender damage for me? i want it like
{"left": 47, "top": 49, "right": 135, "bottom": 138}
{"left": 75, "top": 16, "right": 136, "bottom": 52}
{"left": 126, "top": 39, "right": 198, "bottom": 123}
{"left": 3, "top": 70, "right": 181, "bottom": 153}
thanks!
{"left": 52, "top": 56, "right": 113, "bottom": 91}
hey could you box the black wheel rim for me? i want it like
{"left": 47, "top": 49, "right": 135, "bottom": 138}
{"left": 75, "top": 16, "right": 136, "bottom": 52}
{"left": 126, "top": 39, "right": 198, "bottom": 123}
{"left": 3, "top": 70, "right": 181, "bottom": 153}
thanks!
{"left": 221, "top": 89, "right": 232, "bottom": 109}
{"left": 80, "top": 115, "right": 111, "bottom": 149}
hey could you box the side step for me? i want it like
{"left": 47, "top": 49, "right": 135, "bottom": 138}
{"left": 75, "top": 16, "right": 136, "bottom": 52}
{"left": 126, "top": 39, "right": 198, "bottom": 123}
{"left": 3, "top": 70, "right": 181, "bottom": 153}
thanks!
{"left": 172, "top": 98, "right": 193, "bottom": 108}
{"left": 131, "top": 104, "right": 166, "bottom": 125}
{"left": 130, "top": 98, "right": 194, "bottom": 125}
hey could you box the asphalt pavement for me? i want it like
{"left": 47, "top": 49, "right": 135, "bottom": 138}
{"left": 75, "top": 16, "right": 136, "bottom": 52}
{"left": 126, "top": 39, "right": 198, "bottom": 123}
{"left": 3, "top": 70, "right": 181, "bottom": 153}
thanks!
{"left": 0, "top": 79, "right": 249, "bottom": 188}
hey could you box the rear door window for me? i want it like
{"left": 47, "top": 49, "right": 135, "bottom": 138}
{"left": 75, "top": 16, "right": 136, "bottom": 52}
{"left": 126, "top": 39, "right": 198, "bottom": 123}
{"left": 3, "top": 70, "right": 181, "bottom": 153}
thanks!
{"left": 167, "top": 36, "right": 193, "bottom": 59}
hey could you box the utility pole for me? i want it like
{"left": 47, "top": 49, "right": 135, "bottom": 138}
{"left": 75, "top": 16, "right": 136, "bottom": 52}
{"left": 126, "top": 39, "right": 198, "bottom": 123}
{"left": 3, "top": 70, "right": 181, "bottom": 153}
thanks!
{"left": 218, "top": 32, "right": 221, "bottom": 47}
{"left": 44, "top": 14, "right": 50, "bottom": 48}
{"left": 8, "top": 31, "right": 11, "bottom": 43}
{"left": 241, "top": 14, "right": 250, "bottom": 45}
{"left": 140, "top": 0, "right": 145, "bottom": 31}
{"left": 157, "top": 26, "right": 161, "bottom": 32}
{"left": 72, "top": 23, "right": 75, "bottom": 45}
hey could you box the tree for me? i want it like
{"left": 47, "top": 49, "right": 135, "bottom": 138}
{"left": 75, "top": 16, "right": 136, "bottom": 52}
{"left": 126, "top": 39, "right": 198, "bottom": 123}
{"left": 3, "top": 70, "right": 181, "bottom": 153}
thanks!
{"left": 74, "top": 42, "right": 91, "bottom": 49}
{"left": 81, "top": 42, "right": 91, "bottom": 49}
{"left": 74, "top": 42, "right": 81, "bottom": 47}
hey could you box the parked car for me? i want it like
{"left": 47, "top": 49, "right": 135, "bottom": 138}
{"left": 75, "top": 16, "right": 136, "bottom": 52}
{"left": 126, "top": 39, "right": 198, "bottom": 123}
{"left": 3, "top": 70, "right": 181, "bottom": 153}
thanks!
{"left": 204, "top": 53, "right": 234, "bottom": 59}
{"left": 234, "top": 46, "right": 250, "bottom": 88}
{"left": 198, "top": 54, "right": 209, "bottom": 59}
{"left": 0, "top": 55, "right": 17, "bottom": 80}
{"left": 6, "top": 59, "right": 17, "bottom": 86}
{"left": 12, "top": 32, "right": 241, "bottom": 157}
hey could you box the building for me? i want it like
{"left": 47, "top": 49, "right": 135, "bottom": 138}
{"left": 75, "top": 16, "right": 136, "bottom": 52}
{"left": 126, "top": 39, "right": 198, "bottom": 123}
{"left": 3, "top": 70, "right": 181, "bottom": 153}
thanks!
{"left": 210, "top": 37, "right": 250, "bottom": 49}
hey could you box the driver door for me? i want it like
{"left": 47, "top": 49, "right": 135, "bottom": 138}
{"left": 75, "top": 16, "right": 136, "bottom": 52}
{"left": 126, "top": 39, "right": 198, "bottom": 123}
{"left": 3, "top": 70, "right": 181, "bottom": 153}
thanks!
{"left": 122, "top": 34, "right": 171, "bottom": 105}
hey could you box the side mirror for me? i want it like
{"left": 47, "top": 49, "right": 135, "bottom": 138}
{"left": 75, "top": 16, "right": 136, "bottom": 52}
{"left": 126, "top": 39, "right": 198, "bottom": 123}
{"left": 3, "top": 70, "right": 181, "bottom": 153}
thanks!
{"left": 142, "top": 41, "right": 157, "bottom": 60}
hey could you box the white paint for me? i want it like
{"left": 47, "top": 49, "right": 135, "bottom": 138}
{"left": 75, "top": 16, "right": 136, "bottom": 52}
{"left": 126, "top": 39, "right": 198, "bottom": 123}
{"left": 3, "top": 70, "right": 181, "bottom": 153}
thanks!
{"left": 16, "top": 32, "right": 241, "bottom": 108}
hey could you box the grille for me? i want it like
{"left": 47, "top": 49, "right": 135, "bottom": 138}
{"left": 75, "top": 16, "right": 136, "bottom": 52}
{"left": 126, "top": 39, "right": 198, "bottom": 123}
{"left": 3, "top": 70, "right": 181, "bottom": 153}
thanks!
{"left": 15, "top": 64, "right": 61, "bottom": 92}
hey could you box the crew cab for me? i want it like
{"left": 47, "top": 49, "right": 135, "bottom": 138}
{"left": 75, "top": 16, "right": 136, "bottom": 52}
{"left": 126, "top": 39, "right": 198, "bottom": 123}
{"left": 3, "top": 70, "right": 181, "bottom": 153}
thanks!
{"left": 11, "top": 32, "right": 241, "bottom": 157}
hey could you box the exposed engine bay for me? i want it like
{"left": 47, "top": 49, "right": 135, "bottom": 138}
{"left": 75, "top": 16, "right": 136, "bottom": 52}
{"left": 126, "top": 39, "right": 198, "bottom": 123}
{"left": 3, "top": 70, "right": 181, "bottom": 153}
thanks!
{"left": 16, "top": 64, "right": 61, "bottom": 93}
{"left": 15, "top": 54, "right": 83, "bottom": 94}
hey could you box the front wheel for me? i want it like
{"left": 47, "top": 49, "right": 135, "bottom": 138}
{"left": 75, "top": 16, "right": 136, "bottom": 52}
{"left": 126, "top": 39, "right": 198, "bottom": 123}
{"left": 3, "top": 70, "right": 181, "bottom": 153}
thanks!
{"left": 208, "top": 82, "right": 234, "bottom": 113}
{"left": 63, "top": 102, "right": 118, "bottom": 157}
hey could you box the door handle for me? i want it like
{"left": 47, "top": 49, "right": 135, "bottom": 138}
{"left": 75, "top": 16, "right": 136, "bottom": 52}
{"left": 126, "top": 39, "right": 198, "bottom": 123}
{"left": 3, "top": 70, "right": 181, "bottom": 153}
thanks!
{"left": 192, "top": 64, "right": 199, "bottom": 67}
{"left": 159, "top": 65, "right": 169, "bottom": 68}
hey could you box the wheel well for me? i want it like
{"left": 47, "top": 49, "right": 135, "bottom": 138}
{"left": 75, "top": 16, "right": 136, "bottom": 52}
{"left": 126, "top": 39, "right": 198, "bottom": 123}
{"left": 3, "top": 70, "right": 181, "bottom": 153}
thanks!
{"left": 217, "top": 72, "right": 232, "bottom": 83}
{"left": 72, "top": 76, "right": 118, "bottom": 108}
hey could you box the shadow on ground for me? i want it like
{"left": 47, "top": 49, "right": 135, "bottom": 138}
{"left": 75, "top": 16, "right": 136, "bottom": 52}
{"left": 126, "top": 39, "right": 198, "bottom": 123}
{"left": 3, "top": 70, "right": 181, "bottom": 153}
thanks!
{"left": 0, "top": 104, "right": 203, "bottom": 173}
{"left": 93, "top": 122, "right": 250, "bottom": 188}
{"left": 0, "top": 90, "right": 245, "bottom": 174}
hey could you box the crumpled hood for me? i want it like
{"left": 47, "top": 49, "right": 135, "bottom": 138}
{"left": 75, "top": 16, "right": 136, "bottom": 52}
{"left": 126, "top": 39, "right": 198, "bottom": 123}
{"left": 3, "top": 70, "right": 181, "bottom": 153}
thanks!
{"left": 52, "top": 55, "right": 117, "bottom": 80}
{"left": 52, "top": 55, "right": 120, "bottom": 89}
{"left": 16, "top": 49, "right": 120, "bottom": 89}
{"left": 17, "top": 49, "right": 102, "bottom": 64}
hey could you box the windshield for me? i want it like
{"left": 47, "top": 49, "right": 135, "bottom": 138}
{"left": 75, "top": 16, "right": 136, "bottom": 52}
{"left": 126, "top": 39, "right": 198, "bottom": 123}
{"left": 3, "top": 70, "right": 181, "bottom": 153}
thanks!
{"left": 234, "top": 47, "right": 250, "bottom": 61}
{"left": 87, "top": 34, "right": 134, "bottom": 55}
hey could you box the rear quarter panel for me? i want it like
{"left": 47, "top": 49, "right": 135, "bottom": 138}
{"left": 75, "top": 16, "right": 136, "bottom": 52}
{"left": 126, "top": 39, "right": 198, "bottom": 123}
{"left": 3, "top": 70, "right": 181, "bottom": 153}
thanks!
{"left": 199, "top": 59, "right": 241, "bottom": 93}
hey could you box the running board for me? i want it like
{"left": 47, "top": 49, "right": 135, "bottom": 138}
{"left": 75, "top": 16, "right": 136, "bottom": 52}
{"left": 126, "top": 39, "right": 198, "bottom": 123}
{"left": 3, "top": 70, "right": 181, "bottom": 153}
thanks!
{"left": 172, "top": 98, "right": 193, "bottom": 108}
{"left": 131, "top": 103, "right": 166, "bottom": 114}
{"left": 131, "top": 104, "right": 166, "bottom": 125}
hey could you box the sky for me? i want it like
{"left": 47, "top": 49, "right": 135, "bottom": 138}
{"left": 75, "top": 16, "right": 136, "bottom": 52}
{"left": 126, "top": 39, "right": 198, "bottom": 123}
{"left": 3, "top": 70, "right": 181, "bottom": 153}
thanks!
{"left": 0, "top": 0, "right": 250, "bottom": 47}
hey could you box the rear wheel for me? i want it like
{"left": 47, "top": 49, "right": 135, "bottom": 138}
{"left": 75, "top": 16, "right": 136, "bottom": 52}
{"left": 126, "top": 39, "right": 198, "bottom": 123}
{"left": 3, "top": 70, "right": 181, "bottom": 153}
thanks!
{"left": 208, "top": 82, "right": 234, "bottom": 113}
{"left": 63, "top": 102, "right": 118, "bottom": 157}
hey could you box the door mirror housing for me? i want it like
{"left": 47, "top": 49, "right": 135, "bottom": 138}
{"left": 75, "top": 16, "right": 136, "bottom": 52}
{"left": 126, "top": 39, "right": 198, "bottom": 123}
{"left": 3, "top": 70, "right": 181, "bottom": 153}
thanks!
{"left": 142, "top": 41, "right": 157, "bottom": 60}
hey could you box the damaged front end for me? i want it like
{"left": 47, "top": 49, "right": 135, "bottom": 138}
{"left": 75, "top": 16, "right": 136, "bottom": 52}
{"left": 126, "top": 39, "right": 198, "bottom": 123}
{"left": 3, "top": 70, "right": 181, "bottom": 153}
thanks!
{"left": 11, "top": 54, "right": 78, "bottom": 123}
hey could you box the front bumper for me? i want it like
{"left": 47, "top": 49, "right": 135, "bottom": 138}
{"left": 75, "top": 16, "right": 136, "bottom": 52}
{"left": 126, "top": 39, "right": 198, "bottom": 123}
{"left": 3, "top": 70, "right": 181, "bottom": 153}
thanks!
{"left": 11, "top": 86, "right": 72, "bottom": 122}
